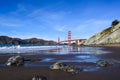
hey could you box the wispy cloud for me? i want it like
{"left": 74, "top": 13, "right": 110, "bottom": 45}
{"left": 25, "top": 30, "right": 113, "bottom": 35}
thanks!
{"left": 17, "top": 4, "right": 27, "bottom": 12}
{"left": 54, "top": 25, "right": 68, "bottom": 32}
{"left": 0, "top": 22, "right": 19, "bottom": 27}
{"left": 9, "top": 4, "right": 28, "bottom": 16}
{"left": 0, "top": 17, "right": 22, "bottom": 27}
{"left": 77, "top": 20, "right": 110, "bottom": 31}
{"left": 10, "top": 32, "right": 44, "bottom": 39}
{"left": 71, "top": 19, "right": 111, "bottom": 39}
{"left": 10, "top": 32, "right": 56, "bottom": 40}
{"left": 28, "top": 9, "right": 69, "bottom": 25}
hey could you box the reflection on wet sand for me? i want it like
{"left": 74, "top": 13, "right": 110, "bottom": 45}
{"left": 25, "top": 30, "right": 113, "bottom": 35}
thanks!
{"left": 0, "top": 46, "right": 114, "bottom": 72}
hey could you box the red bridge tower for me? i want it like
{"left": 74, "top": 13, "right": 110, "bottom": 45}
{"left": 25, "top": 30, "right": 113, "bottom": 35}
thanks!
{"left": 68, "top": 31, "right": 71, "bottom": 46}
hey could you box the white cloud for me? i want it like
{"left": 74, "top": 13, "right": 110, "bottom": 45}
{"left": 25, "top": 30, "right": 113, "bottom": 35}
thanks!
{"left": 11, "top": 33, "right": 56, "bottom": 40}
{"left": 0, "top": 17, "right": 22, "bottom": 27}
{"left": 9, "top": 4, "right": 27, "bottom": 16}
{"left": 0, "top": 22, "right": 20, "bottom": 27}
{"left": 71, "top": 19, "right": 111, "bottom": 39}
{"left": 28, "top": 9, "right": 68, "bottom": 25}
{"left": 17, "top": 4, "right": 27, "bottom": 12}
{"left": 54, "top": 25, "right": 68, "bottom": 32}
{"left": 75, "top": 19, "right": 111, "bottom": 32}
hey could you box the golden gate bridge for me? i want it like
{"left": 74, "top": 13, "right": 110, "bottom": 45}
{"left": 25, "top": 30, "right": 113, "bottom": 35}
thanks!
{"left": 58, "top": 31, "right": 86, "bottom": 45}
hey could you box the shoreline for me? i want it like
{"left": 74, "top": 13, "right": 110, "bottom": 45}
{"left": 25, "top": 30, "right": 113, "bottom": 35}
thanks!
{"left": 83, "top": 44, "right": 120, "bottom": 47}
{"left": 0, "top": 46, "right": 120, "bottom": 80}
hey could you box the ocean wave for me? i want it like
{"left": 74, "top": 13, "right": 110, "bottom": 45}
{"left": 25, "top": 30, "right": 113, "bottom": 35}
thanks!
{"left": 0, "top": 45, "right": 62, "bottom": 53}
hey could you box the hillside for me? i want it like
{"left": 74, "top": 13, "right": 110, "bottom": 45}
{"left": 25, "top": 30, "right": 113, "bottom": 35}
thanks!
{"left": 0, "top": 36, "right": 57, "bottom": 45}
{"left": 84, "top": 20, "right": 120, "bottom": 45}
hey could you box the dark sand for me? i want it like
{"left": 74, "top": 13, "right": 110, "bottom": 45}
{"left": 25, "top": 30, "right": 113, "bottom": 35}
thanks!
{"left": 0, "top": 47, "right": 120, "bottom": 80}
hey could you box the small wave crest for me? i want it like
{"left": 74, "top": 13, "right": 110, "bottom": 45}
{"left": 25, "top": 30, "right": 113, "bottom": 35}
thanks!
{"left": 0, "top": 45, "right": 62, "bottom": 53}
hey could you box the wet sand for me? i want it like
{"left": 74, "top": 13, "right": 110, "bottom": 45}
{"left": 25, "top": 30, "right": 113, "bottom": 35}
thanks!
{"left": 0, "top": 47, "right": 120, "bottom": 80}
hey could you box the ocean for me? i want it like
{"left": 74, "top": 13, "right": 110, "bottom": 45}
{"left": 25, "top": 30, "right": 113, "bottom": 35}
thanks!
{"left": 0, "top": 44, "right": 109, "bottom": 54}
{"left": 0, "top": 44, "right": 113, "bottom": 71}
{"left": 0, "top": 44, "right": 61, "bottom": 53}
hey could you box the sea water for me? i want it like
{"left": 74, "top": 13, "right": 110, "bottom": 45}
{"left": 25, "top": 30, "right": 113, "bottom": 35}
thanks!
{"left": 0, "top": 44, "right": 62, "bottom": 53}
{"left": 0, "top": 44, "right": 110, "bottom": 54}
{"left": 0, "top": 44, "right": 112, "bottom": 72}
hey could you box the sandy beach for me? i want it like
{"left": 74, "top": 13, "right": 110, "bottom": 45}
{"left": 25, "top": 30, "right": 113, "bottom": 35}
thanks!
{"left": 0, "top": 46, "right": 120, "bottom": 80}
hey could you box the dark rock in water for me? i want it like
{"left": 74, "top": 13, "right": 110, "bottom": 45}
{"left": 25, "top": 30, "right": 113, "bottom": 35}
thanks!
{"left": 6, "top": 56, "right": 24, "bottom": 66}
{"left": 50, "top": 62, "right": 67, "bottom": 70}
{"left": 50, "top": 62, "right": 82, "bottom": 74}
{"left": 96, "top": 60, "right": 110, "bottom": 67}
{"left": 32, "top": 75, "right": 47, "bottom": 80}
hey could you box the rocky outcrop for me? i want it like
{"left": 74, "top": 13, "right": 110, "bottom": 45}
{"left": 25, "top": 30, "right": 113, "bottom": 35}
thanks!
{"left": 6, "top": 56, "right": 24, "bottom": 66}
{"left": 84, "top": 20, "right": 120, "bottom": 45}
{"left": 96, "top": 60, "right": 111, "bottom": 67}
{"left": 0, "top": 36, "right": 57, "bottom": 45}
{"left": 50, "top": 62, "right": 81, "bottom": 74}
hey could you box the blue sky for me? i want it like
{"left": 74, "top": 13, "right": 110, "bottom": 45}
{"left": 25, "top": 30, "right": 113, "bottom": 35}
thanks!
{"left": 0, "top": 0, "right": 120, "bottom": 41}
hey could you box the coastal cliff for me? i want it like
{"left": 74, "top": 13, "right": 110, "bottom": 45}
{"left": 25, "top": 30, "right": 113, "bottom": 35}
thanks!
{"left": 84, "top": 20, "right": 120, "bottom": 45}
{"left": 0, "top": 36, "right": 57, "bottom": 45}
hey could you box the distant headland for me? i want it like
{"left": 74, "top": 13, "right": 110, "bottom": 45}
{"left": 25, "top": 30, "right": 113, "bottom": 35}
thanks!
{"left": 0, "top": 36, "right": 57, "bottom": 45}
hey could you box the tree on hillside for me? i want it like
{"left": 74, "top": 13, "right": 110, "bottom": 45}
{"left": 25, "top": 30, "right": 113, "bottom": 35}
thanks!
{"left": 111, "top": 19, "right": 119, "bottom": 26}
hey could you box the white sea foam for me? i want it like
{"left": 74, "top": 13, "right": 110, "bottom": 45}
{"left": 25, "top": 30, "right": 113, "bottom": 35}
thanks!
{"left": 0, "top": 45, "right": 63, "bottom": 53}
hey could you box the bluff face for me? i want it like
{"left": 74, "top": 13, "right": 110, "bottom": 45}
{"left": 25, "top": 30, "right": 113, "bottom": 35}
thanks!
{"left": 0, "top": 36, "right": 57, "bottom": 45}
{"left": 84, "top": 21, "right": 120, "bottom": 45}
